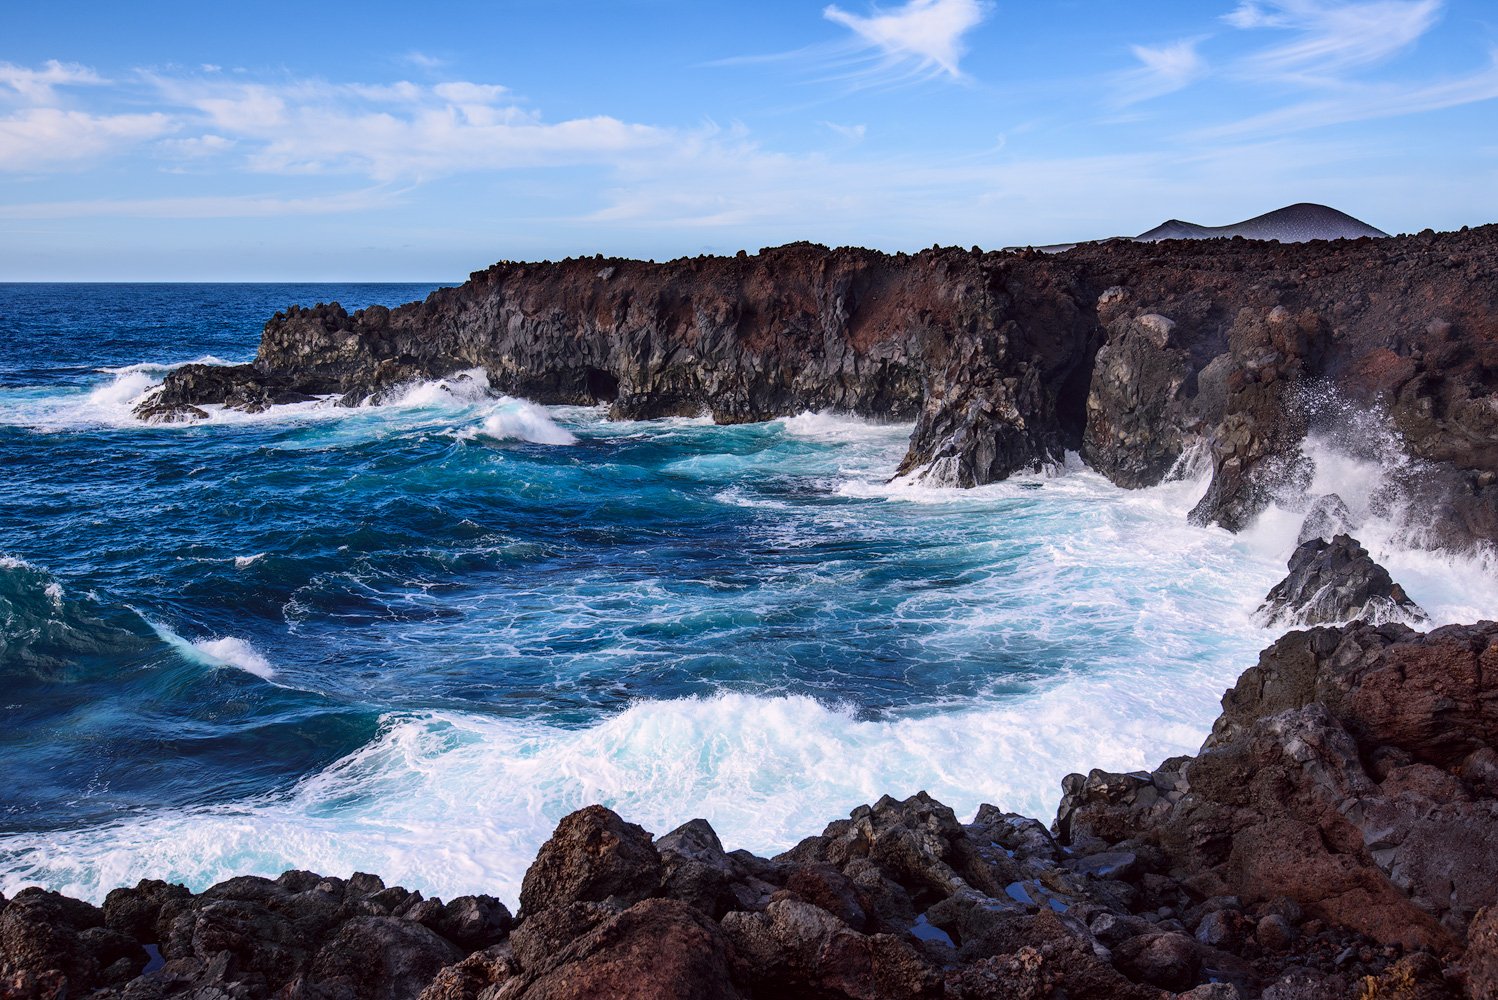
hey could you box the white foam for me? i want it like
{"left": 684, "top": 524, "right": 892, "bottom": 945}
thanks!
{"left": 1238, "top": 433, "right": 1498, "bottom": 626}
{"left": 382, "top": 368, "right": 495, "bottom": 409}
{"left": 234, "top": 553, "right": 266, "bottom": 569}
{"left": 190, "top": 637, "right": 278, "bottom": 680}
{"left": 43, "top": 582, "right": 64, "bottom": 609}
{"left": 99, "top": 355, "right": 241, "bottom": 376}
{"left": 0, "top": 668, "right": 1254, "bottom": 908}
{"left": 472, "top": 398, "right": 578, "bottom": 446}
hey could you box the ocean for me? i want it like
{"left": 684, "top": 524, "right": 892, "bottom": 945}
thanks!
{"left": 2, "top": 282, "right": 1492, "bottom": 907}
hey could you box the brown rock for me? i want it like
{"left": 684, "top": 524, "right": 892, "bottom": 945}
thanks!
{"left": 518, "top": 805, "right": 663, "bottom": 916}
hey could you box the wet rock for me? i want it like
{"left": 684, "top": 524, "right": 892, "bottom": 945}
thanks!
{"left": 517, "top": 805, "right": 663, "bottom": 916}
{"left": 1258, "top": 534, "right": 1427, "bottom": 626}
{"left": 1083, "top": 311, "right": 1192, "bottom": 488}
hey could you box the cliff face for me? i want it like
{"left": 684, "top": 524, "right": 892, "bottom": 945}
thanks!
{"left": 141, "top": 226, "right": 1498, "bottom": 545}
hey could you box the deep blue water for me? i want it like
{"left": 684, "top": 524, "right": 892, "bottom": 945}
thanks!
{"left": 1, "top": 283, "right": 1483, "bottom": 905}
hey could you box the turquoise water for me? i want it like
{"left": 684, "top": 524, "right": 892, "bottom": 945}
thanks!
{"left": 2, "top": 283, "right": 1488, "bottom": 906}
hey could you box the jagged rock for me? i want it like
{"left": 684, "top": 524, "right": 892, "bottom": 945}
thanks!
{"left": 517, "top": 805, "right": 663, "bottom": 917}
{"left": 1082, "top": 312, "right": 1191, "bottom": 488}
{"left": 302, "top": 916, "right": 463, "bottom": 999}
{"left": 1258, "top": 534, "right": 1427, "bottom": 626}
{"left": 505, "top": 898, "right": 740, "bottom": 1000}
{"left": 1058, "top": 622, "right": 1498, "bottom": 956}
{"left": 136, "top": 227, "right": 1498, "bottom": 550}
{"left": 0, "top": 888, "right": 146, "bottom": 997}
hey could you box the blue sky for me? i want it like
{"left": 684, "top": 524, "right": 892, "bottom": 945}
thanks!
{"left": 3, "top": 0, "right": 1497, "bottom": 279}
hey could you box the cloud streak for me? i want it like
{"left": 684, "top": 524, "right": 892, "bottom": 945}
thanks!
{"left": 1115, "top": 38, "right": 1208, "bottom": 105}
{"left": 822, "top": 0, "right": 989, "bottom": 80}
{"left": 1224, "top": 0, "right": 1444, "bottom": 81}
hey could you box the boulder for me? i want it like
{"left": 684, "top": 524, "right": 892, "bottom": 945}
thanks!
{"left": 517, "top": 805, "right": 663, "bottom": 917}
{"left": 1258, "top": 534, "right": 1426, "bottom": 627}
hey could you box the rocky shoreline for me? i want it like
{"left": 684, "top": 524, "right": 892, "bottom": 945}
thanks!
{"left": 138, "top": 227, "right": 1498, "bottom": 550}
{"left": 5, "top": 554, "right": 1496, "bottom": 998}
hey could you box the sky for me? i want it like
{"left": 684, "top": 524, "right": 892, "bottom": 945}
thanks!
{"left": 3, "top": 0, "right": 1497, "bottom": 279}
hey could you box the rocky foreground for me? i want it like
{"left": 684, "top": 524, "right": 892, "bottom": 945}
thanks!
{"left": 4, "top": 606, "right": 1496, "bottom": 999}
{"left": 139, "top": 226, "right": 1498, "bottom": 548}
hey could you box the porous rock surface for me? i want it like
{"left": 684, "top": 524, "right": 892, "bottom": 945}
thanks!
{"left": 5, "top": 621, "right": 1496, "bottom": 998}
{"left": 137, "top": 226, "right": 1498, "bottom": 545}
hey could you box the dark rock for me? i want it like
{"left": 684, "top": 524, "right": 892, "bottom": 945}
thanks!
{"left": 137, "top": 227, "right": 1498, "bottom": 550}
{"left": 0, "top": 887, "right": 146, "bottom": 997}
{"left": 508, "top": 898, "right": 740, "bottom": 1000}
{"left": 1256, "top": 913, "right": 1298, "bottom": 952}
{"left": 1468, "top": 906, "right": 1498, "bottom": 999}
{"left": 425, "top": 894, "right": 511, "bottom": 950}
{"left": 103, "top": 878, "right": 192, "bottom": 946}
{"left": 1115, "top": 930, "right": 1201, "bottom": 990}
{"left": 302, "top": 915, "right": 463, "bottom": 1000}
{"left": 517, "top": 805, "right": 663, "bottom": 916}
{"left": 1258, "top": 533, "right": 1427, "bottom": 626}
{"left": 1195, "top": 909, "right": 1245, "bottom": 949}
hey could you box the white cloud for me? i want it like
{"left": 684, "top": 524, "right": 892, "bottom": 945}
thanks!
{"left": 0, "top": 108, "right": 173, "bottom": 170}
{"left": 136, "top": 73, "right": 671, "bottom": 181}
{"left": 1225, "top": 0, "right": 1443, "bottom": 81}
{"left": 0, "top": 60, "right": 105, "bottom": 103}
{"left": 1200, "top": 48, "right": 1498, "bottom": 137}
{"left": 402, "top": 51, "right": 448, "bottom": 70}
{"left": 822, "top": 0, "right": 989, "bottom": 79}
{"left": 822, "top": 121, "right": 868, "bottom": 141}
{"left": 0, "top": 186, "right": 403, "bottom": 219}
{"left": 1116, "top": 38, "right": 1208, "bottom": 105}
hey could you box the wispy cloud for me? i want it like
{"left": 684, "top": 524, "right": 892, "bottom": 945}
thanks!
{"left": 1200, "top": 47, "right": 1498, "bottom": 137}
{"left": 132, "top": 71, "right": 675, "bottom": 182}
{"left": 821, "top": 121, "right": 868, "bottom": 141}
{"left": 0, "top": 186, "right": 405, "bottom": 219}
{"left": 0, "top": 108, "right": 173, "bottom": 171}
{"left": 822, "top": 0, "right": 989, "bottom": 80}
{"left": 1224, "top": 0, "right": 1443, "bottom": 81}
{"left": 0, "top": 60, "right": 106, "bottom": 103}
{"left": 402, "top": 51, "right": 448, "bottom": 70}
{"left": 1115, "top": 38, "right": 1208, "bottom": 105}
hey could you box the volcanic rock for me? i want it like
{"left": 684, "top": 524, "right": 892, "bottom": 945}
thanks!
{"left": 1258, "top": 534, "right": 1426, "bottom": 626}
{"left": 136, "top": 226, "right": 1498, "bottom": 549}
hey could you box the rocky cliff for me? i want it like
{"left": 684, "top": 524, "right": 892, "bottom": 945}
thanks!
{"left": 5, "top": 614, "right": 1497, "bottom": 999}
{"left": 139, "top": 226, "right": 1498, "bottom": 546}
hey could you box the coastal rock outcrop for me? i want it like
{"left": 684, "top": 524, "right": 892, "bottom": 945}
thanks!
{"left": 7, "top": 621, "right": 1497, "bottom": 998}
{"left": 1258, "top": 534, "right": 1427, "bottom": 626}
{"left": 136, "top": 226, "right": 1498, "bottom": 547}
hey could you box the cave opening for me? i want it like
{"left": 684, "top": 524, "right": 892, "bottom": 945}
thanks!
{"left": 585, "top": 367, "right": 620, "bottom": 403}
{"left": 1053, "top": 347, "right": 1098, "bottom": 450}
